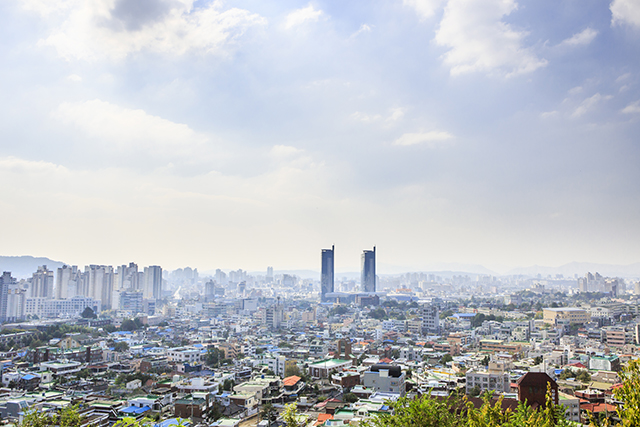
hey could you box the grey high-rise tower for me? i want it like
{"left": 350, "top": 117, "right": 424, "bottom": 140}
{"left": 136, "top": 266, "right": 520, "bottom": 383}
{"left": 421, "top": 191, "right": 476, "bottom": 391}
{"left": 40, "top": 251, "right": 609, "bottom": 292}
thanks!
{"left": 321, "top": 245, "right": 335, "bottom": 302}
{"left": 361, "top": 246, "right": 376, "bottom": 293}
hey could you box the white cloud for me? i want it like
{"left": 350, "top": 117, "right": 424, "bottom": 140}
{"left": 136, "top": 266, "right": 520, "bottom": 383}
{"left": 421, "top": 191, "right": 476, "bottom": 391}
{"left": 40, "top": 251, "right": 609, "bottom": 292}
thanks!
{"left": 351, "top": 108, "right": 405, "bottom": 124}
{"left": 557, "top": 28, "right": 598, "bottom": 47}
{"left": 611, "top": 0, "right": 640, "bottom": 27}
{"left": 67, "top": 74, "right": 82, "bottom": 82}
{"left": 540, "top": 111, "right": 558, "bottom": 119}
{"left": 616, "top": 73, "right": 631, "bottom": 82}
{"left": 0, "top": 156, "right": 70, "bottom": 176}
{"left": 23, "top": 0, "right": 265, "bottom": 61}
{"left": 622, "top": 101, "right": 640, "bottom": 114}
{"left": 51, "top": 99, "right": 206, "bottom": 153}
{"left": 568, "top": 86, "right": 583, "bottom": 95}
{"left": 434, "top": 0, "right": 547, "bottom": 77}
{"left": 386, "top": 108, "right": 405, "bottom": 122}
{"left": 393, "top": 131, "right": 454, "bottom": 147}
{"left": 350, "top": 24, "right": 372, "bottom": 38}
{"left": 351, "top": 111, "right": 382, "bottom": 123}
{"left": 284, "top": 4, "right": 323, "bottom": 30}
{"left": 403, "top": 0, "right": 445, "bottom": 20}
{"left": 571, "top": 93, "right": 610, "bottom": 118}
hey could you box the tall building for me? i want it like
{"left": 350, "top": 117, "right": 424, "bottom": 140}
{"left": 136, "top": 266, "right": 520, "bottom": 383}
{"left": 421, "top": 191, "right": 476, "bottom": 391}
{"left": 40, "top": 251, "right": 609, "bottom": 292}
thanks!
{"left": 361, "top": 246, "right": 376, "bottom": 293}
{"left": 321, "top": 245, "right": 335, "bottom": 302}
{"left": 56, "top": 265, "right": 80, "bottom": 299}
{"left": 421, "top": 304, "right": 440, "bottom": 335}
{"left": 266, "top": 266, "right": 274, "bottom": 282}
{"left": 144, "top": 266, "right": 163, "bottom": 300}
{"left": 30, "top": 266, "right": 54, "bottom": 298}
{"left": 0, "top": 272, "right": 14, "bottom": 322}
{"left": 204, "top": 280, "right": 216, "bottom": 302}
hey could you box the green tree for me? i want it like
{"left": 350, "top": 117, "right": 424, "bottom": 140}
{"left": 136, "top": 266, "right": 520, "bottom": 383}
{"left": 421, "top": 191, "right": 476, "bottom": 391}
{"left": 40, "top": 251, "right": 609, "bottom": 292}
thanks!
{"left": 81, "top": 307, "right": 97, "bottom": 319}
{"left": 120, "top": 319, "right": 138, "bottom": 331}
{"left": 261, "top": 402, "right": 277, "bottom": 427}
{"left": 440, "top": 354, "right": 454, "bottom": 364}
{"left": 111, "top": 341, "right": 130, "bottom": 352}
{"left": 363, "top": 393, "right": 461, "bottom": 427}
{"left": 285, "top": 364, "right": 302, "bottom": 377}
{"left": 282, "top": 403, "right": 304, "bottom": 427}
{"left": 343, "top": 393, "right": 359, "bottom": 403}
{"left": 575, "top": 370, "right": 592, "bottom": 383}
{"left": 223, "top": 378, "right": 235, "bottom": 391}
{"left": 469, "top": 384, "right": 482, "bottom": 397}
{"left": 206, "top": 347, "right": 222, "bottom": 367}
{"left": 19, "top": 405, "right": 85, "bottom": 427}
{"left": 614, "top": 358, "right": 640, "bottom": 427}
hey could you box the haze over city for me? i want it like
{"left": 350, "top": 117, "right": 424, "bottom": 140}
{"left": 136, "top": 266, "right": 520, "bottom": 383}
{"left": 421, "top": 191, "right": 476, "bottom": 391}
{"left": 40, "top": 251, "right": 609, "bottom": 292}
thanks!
{"left": 1, "top": 0, "right": 639, "bottom": 273}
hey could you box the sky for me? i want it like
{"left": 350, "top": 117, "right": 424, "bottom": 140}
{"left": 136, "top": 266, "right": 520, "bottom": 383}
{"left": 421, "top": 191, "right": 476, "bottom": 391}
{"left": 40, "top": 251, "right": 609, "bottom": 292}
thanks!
{"left": 0, "top": 0, "right": 639, "bottom": 274}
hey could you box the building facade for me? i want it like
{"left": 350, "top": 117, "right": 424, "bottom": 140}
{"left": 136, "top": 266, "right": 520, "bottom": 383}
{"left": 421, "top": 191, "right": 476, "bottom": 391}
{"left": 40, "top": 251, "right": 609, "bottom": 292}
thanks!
{"left": 361, "top": 247, "right": 376, "bottom": 293}
{"left": 321, "top": 245, "right": 335, "bottom": 302}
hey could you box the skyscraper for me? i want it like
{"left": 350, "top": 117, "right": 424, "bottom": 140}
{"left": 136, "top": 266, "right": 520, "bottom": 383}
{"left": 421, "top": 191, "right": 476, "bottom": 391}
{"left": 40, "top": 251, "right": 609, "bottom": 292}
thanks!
{"left": 321, "top": 245, "right": 335, "bottom": 302}
{"left": 144, "top": 265, "right": 163, "bottom": 300}
{"left": 361, "top": 246, "right": 376, "bottom": 293}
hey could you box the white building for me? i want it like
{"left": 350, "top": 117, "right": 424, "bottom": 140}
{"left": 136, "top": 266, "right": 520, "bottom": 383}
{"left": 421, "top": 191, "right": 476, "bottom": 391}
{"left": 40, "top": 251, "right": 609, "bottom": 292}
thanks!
{"left": 421, "top": 304, "right": 439, "bottom": 335}
{"left": 362, "top": 364, "right": 406, "bottom": 396}
{"left": 465, "top": 361, "right": 510, "bottom": 394}
{"left": 167, "top": 346, "right": 205, "bottom": 363}
{"left": 24, "top": 296, "right": 101, "bottom": 318}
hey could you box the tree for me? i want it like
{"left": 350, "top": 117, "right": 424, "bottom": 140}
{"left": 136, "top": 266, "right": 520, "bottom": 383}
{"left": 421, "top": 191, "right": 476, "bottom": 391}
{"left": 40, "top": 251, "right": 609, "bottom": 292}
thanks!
{"left": 206, "top": 347, "right": 222, "bottom": 367}
{"left": 344, "top": 393, "right": 359, "bottom": 403}
{"left": 575, "top": 370, "right": 591, "bottom": 383}
{"left": 223, "top": 379, "right": 235, "bottom": 391}
{"left": 19, "top": 405, "right": 84, "bottom": 427}
{"left": 440, "top": 354, "right": 454, "bottom": 365}
{"left": 469, "top": 385, "right": 482, "bottom": 397}
{"left": 81, "top": 307, "right": 96, "bottom": 319}
{"left": 112, "top": 341, "right": 129, "bottom": 352}
{"left": 533, "top": 356, "right": 543, "bottom": 366}
{"left": 285, "top": 364, "right": 302, "bottom": 378}
{"left": 120, "top": 319, "right": 138, "bottom": 331}
{"left": 363, "top": 393, "right": 461, "bottom": 427}
{"left": 283, "top": 403, "right": 304, "bottom": 427}
{"left": 614, "top": 358, "right": 640, "bottom": 427}
{"left": 261, "top": 403, "right": 277, "bottom": 427}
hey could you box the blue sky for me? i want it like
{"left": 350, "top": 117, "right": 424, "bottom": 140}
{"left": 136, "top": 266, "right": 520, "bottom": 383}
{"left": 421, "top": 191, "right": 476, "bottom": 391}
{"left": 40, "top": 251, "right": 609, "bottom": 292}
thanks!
{"left": 0, "top": 0, "right": 639, "bottom": 273}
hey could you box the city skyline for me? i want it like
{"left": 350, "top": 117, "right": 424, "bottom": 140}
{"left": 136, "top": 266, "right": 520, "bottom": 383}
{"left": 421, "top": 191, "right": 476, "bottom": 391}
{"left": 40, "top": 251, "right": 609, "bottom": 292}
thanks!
{"left": 0, "top": 1, "right": 639, "bottom": 272}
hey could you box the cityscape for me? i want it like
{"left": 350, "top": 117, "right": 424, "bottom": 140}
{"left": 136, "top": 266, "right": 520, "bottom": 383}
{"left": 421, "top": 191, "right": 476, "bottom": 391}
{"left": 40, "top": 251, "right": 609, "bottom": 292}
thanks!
{"left": 0, "top": 248, "right": 640, "bottom": 425}
{"left": 1, "top": 0, "right": 640, "bottom": 426}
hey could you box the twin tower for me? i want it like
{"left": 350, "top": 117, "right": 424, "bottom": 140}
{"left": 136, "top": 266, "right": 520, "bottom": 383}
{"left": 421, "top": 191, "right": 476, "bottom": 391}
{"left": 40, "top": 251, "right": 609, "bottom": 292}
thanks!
{"left": 321, "top": 246, "right": 376, "bottom": 302}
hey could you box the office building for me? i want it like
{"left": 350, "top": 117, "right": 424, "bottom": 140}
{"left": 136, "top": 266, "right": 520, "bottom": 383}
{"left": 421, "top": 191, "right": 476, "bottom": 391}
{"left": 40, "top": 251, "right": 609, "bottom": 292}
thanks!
{"left": 361, "top": 246, "right": 376, "bottom": 293}
{"left": 321, "top": 245, "right": 334, "bottom": 302}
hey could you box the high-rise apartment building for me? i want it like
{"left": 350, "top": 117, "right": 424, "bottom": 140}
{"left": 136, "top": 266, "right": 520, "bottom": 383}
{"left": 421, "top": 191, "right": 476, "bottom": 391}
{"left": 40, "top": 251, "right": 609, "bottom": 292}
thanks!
{"left": 56, "top": 265, "right": 80, "bottom": 299}
{"left": 0, "top": 272, "right": 13, "bottom": 322}
{"left": 144, "top": 266, "right": 163, "bottom": 300}
{"left": 361, "top": 246, "right": 376, "bottom": 293}
{"left": 321, "top": 245, "right": 335, "bottom": 302}
{"left": 30, "top": 265, "right": 54, "bottom": 298}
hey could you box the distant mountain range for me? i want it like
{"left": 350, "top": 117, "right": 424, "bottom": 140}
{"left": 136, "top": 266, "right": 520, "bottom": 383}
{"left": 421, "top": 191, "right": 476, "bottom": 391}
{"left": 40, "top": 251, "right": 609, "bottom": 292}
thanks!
{"left": 0, "top": 255, "right": 66, "bottom": 279}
